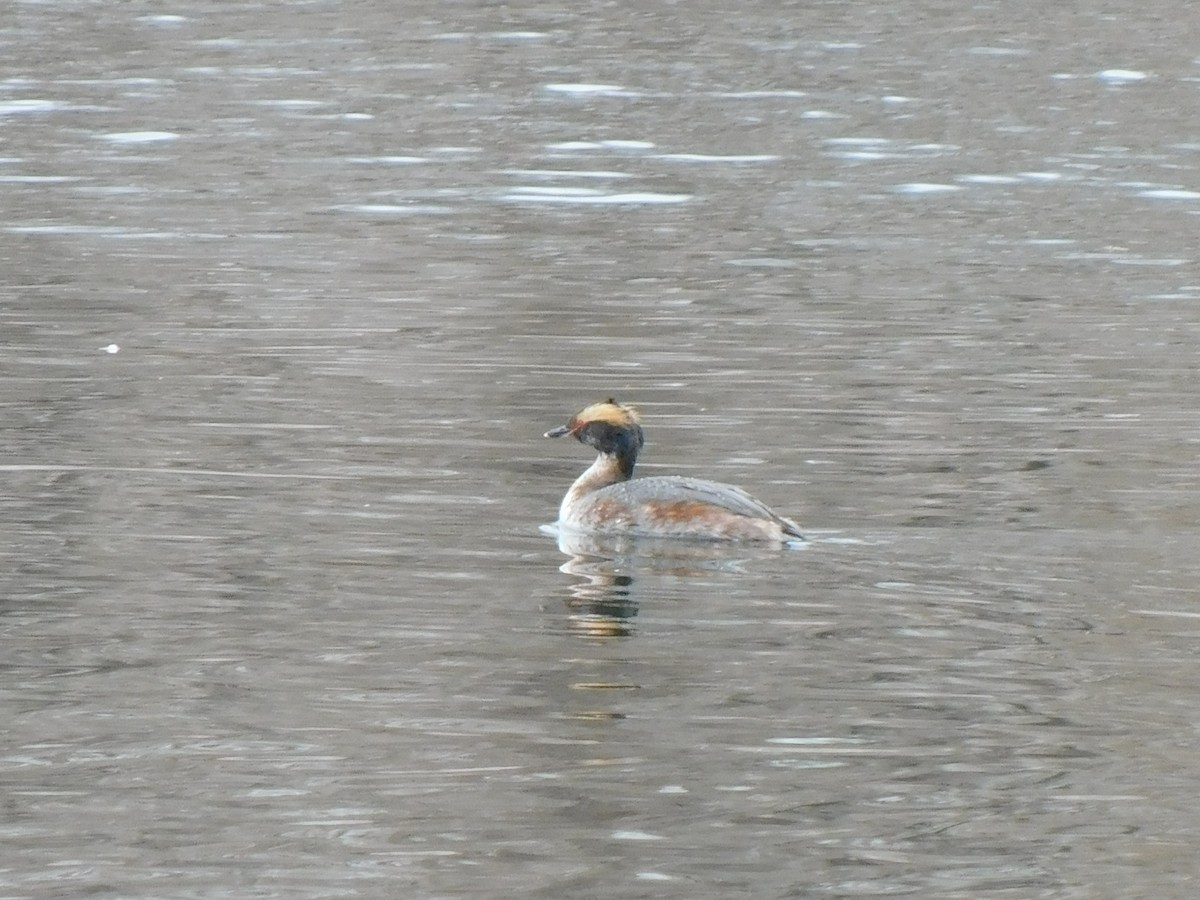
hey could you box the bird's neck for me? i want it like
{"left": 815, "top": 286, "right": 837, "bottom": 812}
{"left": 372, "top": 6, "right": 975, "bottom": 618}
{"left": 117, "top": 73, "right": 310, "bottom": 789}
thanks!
{"left": 564, "top": 450, "right": 637, "bottom": 505}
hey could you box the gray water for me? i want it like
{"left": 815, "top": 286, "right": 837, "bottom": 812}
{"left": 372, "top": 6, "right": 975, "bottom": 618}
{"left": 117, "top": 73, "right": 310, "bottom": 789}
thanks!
{"left": 3, "top": 2, "right": 1200, "bottom": 897}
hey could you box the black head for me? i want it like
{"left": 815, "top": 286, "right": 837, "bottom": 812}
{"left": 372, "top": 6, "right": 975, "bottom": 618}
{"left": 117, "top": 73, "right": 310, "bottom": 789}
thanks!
{"left": 545, "top": 399, "right": 645, "bottom": 476}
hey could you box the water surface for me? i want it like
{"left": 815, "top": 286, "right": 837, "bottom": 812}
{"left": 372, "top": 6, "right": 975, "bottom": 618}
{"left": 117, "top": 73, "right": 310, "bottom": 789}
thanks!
{"left": 3, "top": 1, "right": 1200, "bottom": 897}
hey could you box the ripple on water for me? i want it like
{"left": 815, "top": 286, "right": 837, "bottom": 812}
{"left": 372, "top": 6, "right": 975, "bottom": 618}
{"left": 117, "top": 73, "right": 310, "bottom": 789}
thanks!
{"left": 543, "top": 83, "right": 640, "bottom": 98}
{"left": 0, "top": 175, "right": 82, "bottom": 183}
{"left": 497, "top": 186, "right": 691, "bottom": 205}
{"left": 957, "top": 174, "right": 1023, "bottom": 185}
{"left": 1138, "top": 189, "right": 1200, "bottom": 200}
{"left": 1095, "top": 68, "right": 1149, "bottom": 83}
{"left": 893, "top": 183, "right": 964, "bottom": 195}
{"left": 651, "top": 153, "right": 779, "bottom": 163}
{"left": 709, "top": 90, "right": 806, "bottom": 99}
{"left": 95, "top": 131, "right": 179, "bottom": 143}
{"left": 501, "top": 169, "right": 634, "bottom": 180}
{"left": 489, "top": 31, "right": 549, "bottom": 40}
{"left": 4, "top": 224, "right": 225, "bottom": 240}
{"left": 544, "top": 139, "right": 656, "bottom": 151}
{"left": 824, "top": 137, "right": 959, "bottom": 161}
{"left": 0, "top": 99, "right": 70, "bottom": 115}
{"left": 345, "top": 155, "right": 429, "bottom": 165}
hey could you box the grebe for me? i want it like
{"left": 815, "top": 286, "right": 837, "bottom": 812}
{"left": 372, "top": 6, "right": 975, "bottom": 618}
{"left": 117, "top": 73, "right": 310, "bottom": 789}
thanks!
{"left": 545, "top": 399, "right": 803, "bottom": 542}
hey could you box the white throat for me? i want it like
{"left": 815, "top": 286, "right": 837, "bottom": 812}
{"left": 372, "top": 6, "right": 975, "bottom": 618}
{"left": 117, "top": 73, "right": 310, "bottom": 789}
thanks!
{"left": 560, "top": 452, "right": 625, "bottom": 519}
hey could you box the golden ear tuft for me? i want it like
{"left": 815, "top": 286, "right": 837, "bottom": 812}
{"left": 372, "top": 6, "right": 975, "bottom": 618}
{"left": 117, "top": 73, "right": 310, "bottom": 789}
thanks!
{"left": 576, "top": 398, "right": 640, "bottom": 428}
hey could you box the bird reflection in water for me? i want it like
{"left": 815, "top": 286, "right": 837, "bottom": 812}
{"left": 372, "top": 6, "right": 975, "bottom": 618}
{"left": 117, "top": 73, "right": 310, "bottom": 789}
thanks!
{"left": 547, "top": 525, "right": 795, "bottom": 638}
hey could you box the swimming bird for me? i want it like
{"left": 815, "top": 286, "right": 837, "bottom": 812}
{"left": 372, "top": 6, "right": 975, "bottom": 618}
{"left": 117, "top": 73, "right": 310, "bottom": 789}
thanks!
{"left": 545, "top": 399, "right": 803, "bottom": 542}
